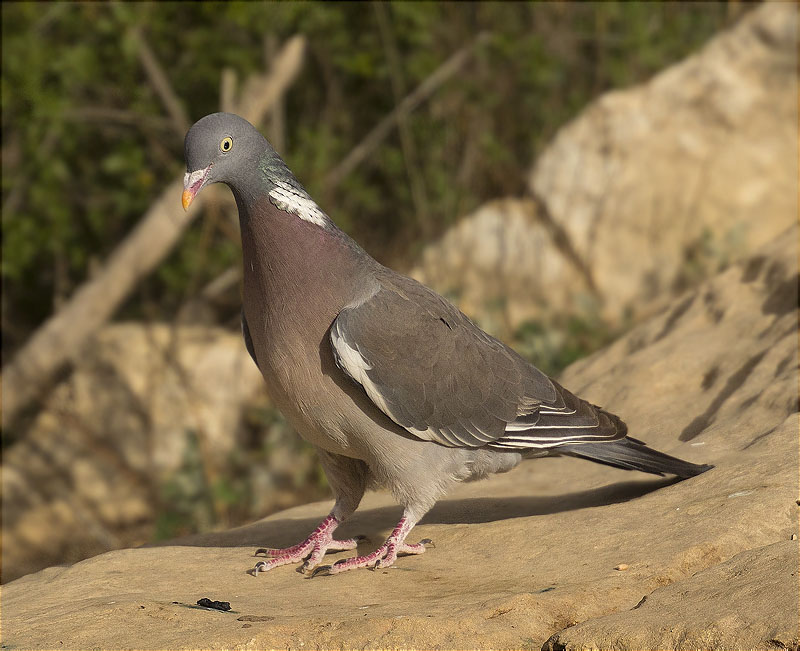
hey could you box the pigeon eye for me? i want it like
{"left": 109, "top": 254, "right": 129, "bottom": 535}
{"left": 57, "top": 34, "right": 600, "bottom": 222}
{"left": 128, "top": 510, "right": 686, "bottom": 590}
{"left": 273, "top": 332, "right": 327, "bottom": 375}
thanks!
{"left": 220, "top": 137, "right": 233, "bottom": 152}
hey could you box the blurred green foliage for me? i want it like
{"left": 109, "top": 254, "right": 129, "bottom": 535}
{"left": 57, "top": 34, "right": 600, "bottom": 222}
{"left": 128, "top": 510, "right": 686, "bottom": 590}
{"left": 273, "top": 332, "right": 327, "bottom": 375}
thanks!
{"left": 2, "top": 1, "right": 734, "bottom": 356}
{"left": 514, "top": 310, "right": 628, "bottom": 378}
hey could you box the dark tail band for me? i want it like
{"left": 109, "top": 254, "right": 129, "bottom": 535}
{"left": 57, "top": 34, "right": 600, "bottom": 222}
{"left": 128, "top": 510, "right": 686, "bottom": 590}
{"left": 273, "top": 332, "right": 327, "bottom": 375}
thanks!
{"left": 559, "top": 436, "right": 713, "bottom": 479}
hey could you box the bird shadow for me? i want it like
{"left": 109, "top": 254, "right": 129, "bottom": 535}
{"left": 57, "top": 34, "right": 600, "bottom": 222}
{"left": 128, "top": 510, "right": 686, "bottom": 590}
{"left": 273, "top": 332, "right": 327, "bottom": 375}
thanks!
{"left": 151, "top": 476, "right": 679, "bottom": 551}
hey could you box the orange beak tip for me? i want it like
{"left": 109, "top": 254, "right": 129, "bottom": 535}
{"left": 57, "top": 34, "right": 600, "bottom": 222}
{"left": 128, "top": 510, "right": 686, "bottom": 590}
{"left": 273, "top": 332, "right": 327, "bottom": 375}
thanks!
{"left": 181, "top": 189, "right": 194, "bottom": 212}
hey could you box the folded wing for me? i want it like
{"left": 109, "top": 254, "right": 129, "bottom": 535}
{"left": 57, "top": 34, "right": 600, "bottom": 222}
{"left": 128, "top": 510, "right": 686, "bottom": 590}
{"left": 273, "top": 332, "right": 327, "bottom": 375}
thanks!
{"left": 330, "top": 274, "right": 626, "bottom": 450}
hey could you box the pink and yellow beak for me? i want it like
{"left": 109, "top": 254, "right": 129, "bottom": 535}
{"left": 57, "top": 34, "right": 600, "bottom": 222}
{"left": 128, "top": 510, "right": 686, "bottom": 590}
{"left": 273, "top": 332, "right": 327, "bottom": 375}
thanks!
{"left": 182, "top": 165, "right": 212, "bottom": 211}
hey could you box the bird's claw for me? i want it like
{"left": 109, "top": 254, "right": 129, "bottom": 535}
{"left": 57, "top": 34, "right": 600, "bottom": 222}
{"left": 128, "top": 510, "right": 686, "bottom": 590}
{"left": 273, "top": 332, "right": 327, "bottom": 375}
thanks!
{"left": 251, "top": 561, "right": 268, "bottom": 576}
{"left": 254, "top": 548, "right": 269, "bottom": 557}
{"left": 419, "top": 538, "right": 435, "bottom": 548}
{"left": 309, "top": 564, "right": 333, "bottom": 578}
{"left": 299, "top": 559, "right": 320, "bottom": 574}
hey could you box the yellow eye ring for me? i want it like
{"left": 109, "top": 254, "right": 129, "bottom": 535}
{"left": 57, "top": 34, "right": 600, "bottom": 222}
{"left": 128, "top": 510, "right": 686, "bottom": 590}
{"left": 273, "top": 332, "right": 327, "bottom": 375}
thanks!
{"left": 220, "top": 137, "right": 233, "bottom": 152}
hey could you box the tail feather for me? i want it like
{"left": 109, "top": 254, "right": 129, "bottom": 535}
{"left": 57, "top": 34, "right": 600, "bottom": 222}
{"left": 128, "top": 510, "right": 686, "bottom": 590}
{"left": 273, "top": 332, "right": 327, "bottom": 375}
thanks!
{"left": 558, "top": 437, "right": 713, "bottom": 479}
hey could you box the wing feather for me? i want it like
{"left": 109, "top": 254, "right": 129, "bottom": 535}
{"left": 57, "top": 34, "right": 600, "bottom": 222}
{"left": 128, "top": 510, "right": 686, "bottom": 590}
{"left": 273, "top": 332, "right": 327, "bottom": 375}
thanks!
{"left": 330, "top": 274, "right": 626, "bottom": 449}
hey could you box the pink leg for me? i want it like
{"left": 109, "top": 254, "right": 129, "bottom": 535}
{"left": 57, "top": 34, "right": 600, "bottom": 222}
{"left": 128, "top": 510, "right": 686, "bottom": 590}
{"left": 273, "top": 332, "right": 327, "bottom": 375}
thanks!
{"left": 251, "top": 514, "right": 364, "bottom": 575}
{"left": 311, "top": 515, "right": 433, "bottom": 576}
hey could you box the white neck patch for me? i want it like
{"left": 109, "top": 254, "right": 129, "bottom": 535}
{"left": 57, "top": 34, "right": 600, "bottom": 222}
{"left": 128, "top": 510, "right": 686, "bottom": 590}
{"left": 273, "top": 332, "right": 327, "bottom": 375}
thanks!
{"left": 268, "top": 180, "right": 329, "bottom": 228}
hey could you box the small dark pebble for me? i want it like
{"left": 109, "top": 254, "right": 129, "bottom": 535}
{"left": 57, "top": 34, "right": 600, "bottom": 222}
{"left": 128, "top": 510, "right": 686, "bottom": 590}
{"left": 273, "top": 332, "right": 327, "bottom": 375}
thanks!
{"left": 537, "top": 586, "right": 555, "bottom": 593}
{"left": 241, "top": 624, "right": 252, "bottom": 629}
{"left": 197, "top": 598, "right": 231, "bottom": 611}
{"left": 237, "top": 615, "right": 273, "bottom": 622}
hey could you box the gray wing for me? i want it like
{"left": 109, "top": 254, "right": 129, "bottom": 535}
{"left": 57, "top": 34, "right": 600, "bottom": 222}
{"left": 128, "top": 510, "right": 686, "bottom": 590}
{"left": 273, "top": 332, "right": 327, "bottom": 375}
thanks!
{"left": 330, "top": 274, "right": 626, "bottom": 450}
{"left": 241, "top": 311, "right": 259, "bottom": 369}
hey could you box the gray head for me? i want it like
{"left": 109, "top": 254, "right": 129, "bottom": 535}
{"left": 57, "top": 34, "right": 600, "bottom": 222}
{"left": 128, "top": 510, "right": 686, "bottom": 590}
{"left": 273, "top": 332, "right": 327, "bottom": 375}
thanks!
{"left": 182, "top": 112, "right": 280, "bottom": 210}
{"left": 182, "top": 113, "right": 332, "bottom": 229}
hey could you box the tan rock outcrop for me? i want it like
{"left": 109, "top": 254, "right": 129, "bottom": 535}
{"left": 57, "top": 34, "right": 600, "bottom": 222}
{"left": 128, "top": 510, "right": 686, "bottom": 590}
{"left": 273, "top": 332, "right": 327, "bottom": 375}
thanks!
{"left": 3, "top": 225, "right": 795, "bottom": 650}
{"left": 411, "top": 197, "right": 592, "bottom": 330}
{"left": 1, "top": 324, "right": 265, "bottom": 583}
{"left": 414, "top": 2, "right": 797, "bottom": 329}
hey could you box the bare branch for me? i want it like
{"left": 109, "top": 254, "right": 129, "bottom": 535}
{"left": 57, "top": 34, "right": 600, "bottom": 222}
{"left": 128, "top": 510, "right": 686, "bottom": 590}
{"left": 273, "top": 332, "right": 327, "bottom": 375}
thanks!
{"left": 264, "top": 34, "right": 287, "bottom": 155}
{"left": 2, "top": 128, "right": 58, "bottom": 222}
{"left": 324, "top": 32, "right": 490, "bottom": 189}
{"left": 200, "top": 267, "right": 241, "bottom": 302}
{"left": 237, "top": 35, "right": 306, "bottom": 126}
{"left": 63, "top": 107, "right": 175, "bottom": 131}
{"left": 373, "top": 3, "right": 431, "bottom": 235}
{"left": 129, "top": 26, "right": 191, "bottom": 137}
{"left": 525, "top": 193, "right": 598, "bottom": 295}
{"left": 219, "top": 68, "right": 237, "bottom": 114}
{"left": 2, "top": 176, "right": 197, "bottom": 425}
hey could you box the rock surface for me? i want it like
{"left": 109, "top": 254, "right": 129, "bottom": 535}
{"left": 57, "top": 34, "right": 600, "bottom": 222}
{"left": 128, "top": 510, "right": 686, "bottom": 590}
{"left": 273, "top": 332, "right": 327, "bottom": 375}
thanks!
{"left": 543, "top": 541, "right": 797, "bottom": 651}
{"left": 414, "top": 2, "right": 797, "bottom": 329}
{"left": 3, "top": 227, "right": 796, "bottom": 650}
{"left": 1, "top": 324, "right": 266, "bottom": 583}
{"left": 412, "top": 197, "right": 592, "bottom": 331}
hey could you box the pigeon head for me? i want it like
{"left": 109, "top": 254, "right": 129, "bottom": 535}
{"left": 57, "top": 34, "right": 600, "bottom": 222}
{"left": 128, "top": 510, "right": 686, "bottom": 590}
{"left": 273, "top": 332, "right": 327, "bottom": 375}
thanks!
{"left": 182, "top": 113, "right": 332, "bottom": 229}
{"left": 182, "top": 112, "right": 275, "bottom": 210}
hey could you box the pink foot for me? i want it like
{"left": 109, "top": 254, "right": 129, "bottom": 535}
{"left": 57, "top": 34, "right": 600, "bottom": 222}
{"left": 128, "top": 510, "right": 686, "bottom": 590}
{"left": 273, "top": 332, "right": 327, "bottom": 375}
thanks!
{"left": 311, "top": 517, "right": 434, "bottom": 576}
{"left": 251, "top": 515, "right": 365, "bottom": 575}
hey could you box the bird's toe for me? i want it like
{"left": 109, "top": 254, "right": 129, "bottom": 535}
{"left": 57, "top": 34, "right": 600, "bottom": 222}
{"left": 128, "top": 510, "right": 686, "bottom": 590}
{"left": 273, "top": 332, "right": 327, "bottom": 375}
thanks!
{"left": 309, "top": 564, "right": 333, "bottom": 578}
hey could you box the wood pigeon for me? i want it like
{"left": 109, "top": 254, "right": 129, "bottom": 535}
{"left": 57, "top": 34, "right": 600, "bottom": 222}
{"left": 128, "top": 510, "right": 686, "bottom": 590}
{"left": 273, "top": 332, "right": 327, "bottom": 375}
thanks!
{"left": 182, "top": 113, "right": 712, "bottom": 576}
